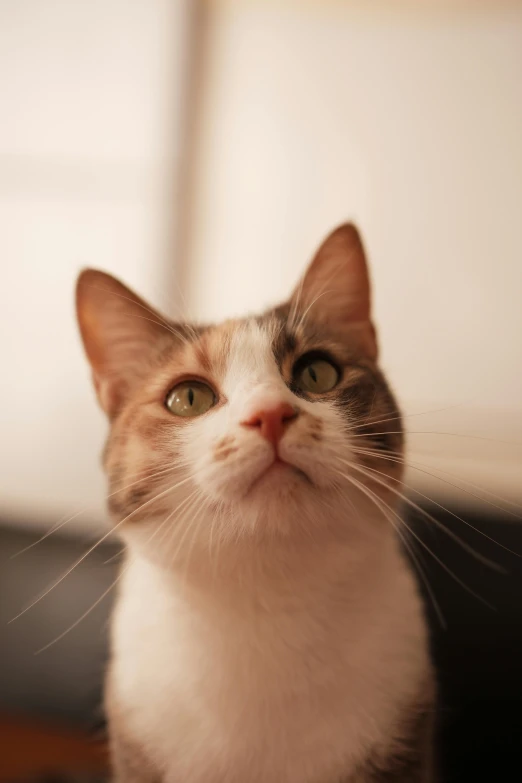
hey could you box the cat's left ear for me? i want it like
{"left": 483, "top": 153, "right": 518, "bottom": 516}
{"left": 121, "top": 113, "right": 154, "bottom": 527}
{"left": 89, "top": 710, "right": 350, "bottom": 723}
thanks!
{"left": 289, "top": 223, "right": 377, "bottom": 359}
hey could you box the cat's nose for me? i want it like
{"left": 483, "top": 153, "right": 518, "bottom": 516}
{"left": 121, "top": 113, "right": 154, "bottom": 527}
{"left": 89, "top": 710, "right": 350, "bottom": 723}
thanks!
{"left": 241, "top": 402, "right": 298, "bottom": 446}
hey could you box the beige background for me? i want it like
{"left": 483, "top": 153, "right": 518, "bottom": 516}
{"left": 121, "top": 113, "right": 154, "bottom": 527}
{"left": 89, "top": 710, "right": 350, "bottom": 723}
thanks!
{"left": 1, "top": 1, "right": 521, "bottom": 531}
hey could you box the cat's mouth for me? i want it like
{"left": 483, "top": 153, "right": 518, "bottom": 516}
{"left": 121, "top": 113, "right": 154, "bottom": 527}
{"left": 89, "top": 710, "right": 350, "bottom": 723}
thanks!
{"left": 247, "top": 456, "right": 311, "bottom": 495}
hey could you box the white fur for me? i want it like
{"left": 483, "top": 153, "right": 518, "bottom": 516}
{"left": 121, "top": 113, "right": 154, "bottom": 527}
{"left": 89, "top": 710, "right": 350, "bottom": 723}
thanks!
{"left": 111, "top": 321, "right": 430, "bottom": 782}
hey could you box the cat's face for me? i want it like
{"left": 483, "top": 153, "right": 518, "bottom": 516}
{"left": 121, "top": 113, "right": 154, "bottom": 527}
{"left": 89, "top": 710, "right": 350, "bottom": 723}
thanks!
{"left": 77, "top": 225, "right": 403, "bottom": 560}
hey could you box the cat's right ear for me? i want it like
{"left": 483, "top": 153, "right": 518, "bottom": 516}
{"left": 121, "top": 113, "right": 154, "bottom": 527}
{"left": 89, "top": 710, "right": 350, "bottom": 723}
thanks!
{"left": 76, "top": 270, "right": 168, "bottom": 417}
{"left": 289, "top": 224, "right": 377, "bottom": 359}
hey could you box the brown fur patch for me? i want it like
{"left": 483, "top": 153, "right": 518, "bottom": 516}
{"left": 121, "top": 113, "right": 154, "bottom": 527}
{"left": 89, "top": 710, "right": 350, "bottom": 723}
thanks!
{"left": 187, "top": 320, "right": 237, "bottom": 383}
{"left": 214, "top": 446, "right": 238, "bottom": 461}
{"left": 134, "top": 414, "right": 169, "bottom": 441}
{"left": 307, "top": 415, "right": 324, "bottom": 441}
{"left": 215, "top": 435, "right": 234, "bottom": 449}
{"left": 349, "top": 677, "right": 437, "bottom": 782}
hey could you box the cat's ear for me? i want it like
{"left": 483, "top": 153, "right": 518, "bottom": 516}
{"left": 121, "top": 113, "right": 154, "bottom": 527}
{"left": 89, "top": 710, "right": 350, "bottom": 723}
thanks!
{"left": 76, "top": 269, "right": 168, "bottom": 417}
{"left": 290, "top": 223, "right": 377, "bottom": 359}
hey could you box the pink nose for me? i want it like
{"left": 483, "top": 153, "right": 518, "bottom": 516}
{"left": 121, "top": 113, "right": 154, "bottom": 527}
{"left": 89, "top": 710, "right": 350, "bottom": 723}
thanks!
{"left": 241, "top": 402, "right": 298, "bottom": 445}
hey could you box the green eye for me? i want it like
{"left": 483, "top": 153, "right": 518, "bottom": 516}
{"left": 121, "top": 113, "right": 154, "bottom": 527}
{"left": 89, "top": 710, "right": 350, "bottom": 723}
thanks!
{"left": 296, "top": 357, "right": 339, "bottom": 394}
{"left": 165, "top": 381, "right": 216, "bottom": 417}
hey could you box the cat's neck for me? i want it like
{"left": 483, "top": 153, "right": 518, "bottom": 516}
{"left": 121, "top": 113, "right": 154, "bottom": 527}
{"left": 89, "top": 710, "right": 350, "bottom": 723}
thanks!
{"left": 122, "top": 506, "right": 401, "bottom": 610}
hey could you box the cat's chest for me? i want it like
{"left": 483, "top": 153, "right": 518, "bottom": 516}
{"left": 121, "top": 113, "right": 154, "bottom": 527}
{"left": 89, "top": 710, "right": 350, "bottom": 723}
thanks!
{"left": 109, "top": 556, "right": 427, "bottom": 783}
{"left": 113, "top": 609, "right": 375, "bottom": 783}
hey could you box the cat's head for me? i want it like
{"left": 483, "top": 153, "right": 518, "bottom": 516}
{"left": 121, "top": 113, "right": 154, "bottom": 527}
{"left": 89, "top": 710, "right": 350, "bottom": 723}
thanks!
{"left": 77, "top": 224, "right": 403, "bottom": 563}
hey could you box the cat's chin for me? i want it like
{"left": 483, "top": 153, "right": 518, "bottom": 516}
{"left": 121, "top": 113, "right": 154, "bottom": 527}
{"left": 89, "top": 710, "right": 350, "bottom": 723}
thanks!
{"left": 234, "top": 459, "right": 315, "bottom": 523}
{"left": 247, "top": 457, "right": 311, "bottom": 496}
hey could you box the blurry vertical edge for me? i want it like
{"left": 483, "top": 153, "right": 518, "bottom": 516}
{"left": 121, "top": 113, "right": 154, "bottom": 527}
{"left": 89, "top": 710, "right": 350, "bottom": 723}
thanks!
{"left": 166, "top": 0, "right": 211, "bottom": 322}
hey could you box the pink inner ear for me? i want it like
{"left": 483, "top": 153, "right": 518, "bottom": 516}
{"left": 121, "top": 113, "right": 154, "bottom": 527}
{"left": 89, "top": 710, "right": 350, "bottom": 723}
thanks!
{"left": 292, "top": 224, "right": 371, "bottom": 336}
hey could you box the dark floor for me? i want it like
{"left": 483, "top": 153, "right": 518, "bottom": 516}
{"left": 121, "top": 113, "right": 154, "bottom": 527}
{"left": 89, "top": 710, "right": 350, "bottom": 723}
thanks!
{"left": 1, "top": 503, "right": 521, "bottom": 782}
{"left": 412, "top": 504, "right": 522, "bottom": 781}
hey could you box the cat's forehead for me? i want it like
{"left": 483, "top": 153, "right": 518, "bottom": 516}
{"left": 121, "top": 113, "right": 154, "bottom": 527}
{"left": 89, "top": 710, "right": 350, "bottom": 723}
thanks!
{"left": 179, "top": 307, "right": 345, "bottom": 383}
{"left": 189, "top": 314, "right": 284, "bottom": 382}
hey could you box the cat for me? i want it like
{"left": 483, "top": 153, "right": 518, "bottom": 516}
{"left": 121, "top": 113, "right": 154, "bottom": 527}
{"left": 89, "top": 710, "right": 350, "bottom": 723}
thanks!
{"left": 76, "top": 223, "right": 436, "bottom": 783}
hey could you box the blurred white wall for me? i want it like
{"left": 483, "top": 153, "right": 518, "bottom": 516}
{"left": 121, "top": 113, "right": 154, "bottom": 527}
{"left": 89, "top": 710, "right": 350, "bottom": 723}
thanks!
{"left": 185, "top": 2, "right": 522, "bottom": 507}
{"left": 0, "top": 0, "right": 192, "bottom": 529}
{"left": 1, "top": 1, "right": 521, "bottom": 533}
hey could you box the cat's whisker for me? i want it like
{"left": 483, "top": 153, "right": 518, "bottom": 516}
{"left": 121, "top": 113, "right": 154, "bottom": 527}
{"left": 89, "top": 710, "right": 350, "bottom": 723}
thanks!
{"left": 208, "top": 501, "right": 219, "bottom": 570}
{"left": 348, "top": 443, "right": 522, "bottom": 535}
{"left": 9, "top": 476, "right": 193, "bottom": 623}
{"left": 334, "top": 467, "right": 495, "bottom": 609}
{"left": 34, "top": 491, "right": 188, "bottom": 655}
{"left": 210, "top": 501, "right": 232, "bottom": 580}
{"left": 10, "top": 463, "right": 183, "bottom": 559}
{"left": 109, "top": 462, "right": 183, "bottom": 488}
{"left": 350, "top": 444, "right": 522, "bottom": 523}
{"left": 406, "top": 456, "right": 522, "bottom": 514}
{"left": 11, "top": 509, "right": 93, "bottom": 559}
{"left": 350, "top": 430, "right": 522, "bottom": 447}
{"left": 103, "top": 548, "right": 125, "bottom": 566}
{"left": 156, "top": 489, "right": 201, "bottom": 552}
{"left": 157, "top": 490, "right": 200, "bottom": 553}
{"left": 334, "top": 472, "right": 446, "bottom": 628}
{"left": 108, "top": 464, "right": 190, "bottom": 495}
{"left": 168, "top": 495, "right": 207, "bottom": 568}
{"left": 34, "top": 563, "right": 130, "bottom": 655}
{"left": 181, "top": 500, "right": 212, "bottom": 591}
{"left": 352, "top": 399, "right": 480, "bottom": 432}
{"left": 338, "top": 458, "right": 507, "bottom": 572}
{"left": 9, "top": 518, "right": 130, "bottom": 622}
{"left": 398, "top": 538, "right": 447, "bottom": 629}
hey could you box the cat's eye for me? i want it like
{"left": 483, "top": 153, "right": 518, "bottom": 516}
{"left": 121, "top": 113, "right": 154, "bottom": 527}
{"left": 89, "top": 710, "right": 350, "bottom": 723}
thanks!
{"left": 165, "top": 381, "right": 216, "bottom": 417}
{"left": 294, "top": 356, "right": 339, "bottom": 394}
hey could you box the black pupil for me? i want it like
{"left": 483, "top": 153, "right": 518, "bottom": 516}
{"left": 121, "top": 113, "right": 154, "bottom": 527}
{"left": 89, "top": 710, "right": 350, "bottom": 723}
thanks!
{"left": 308, "top": 365, "right": 317, "bottom": 384}
{"left": 188, "top": 387, "right": 194, "bottom": 406}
